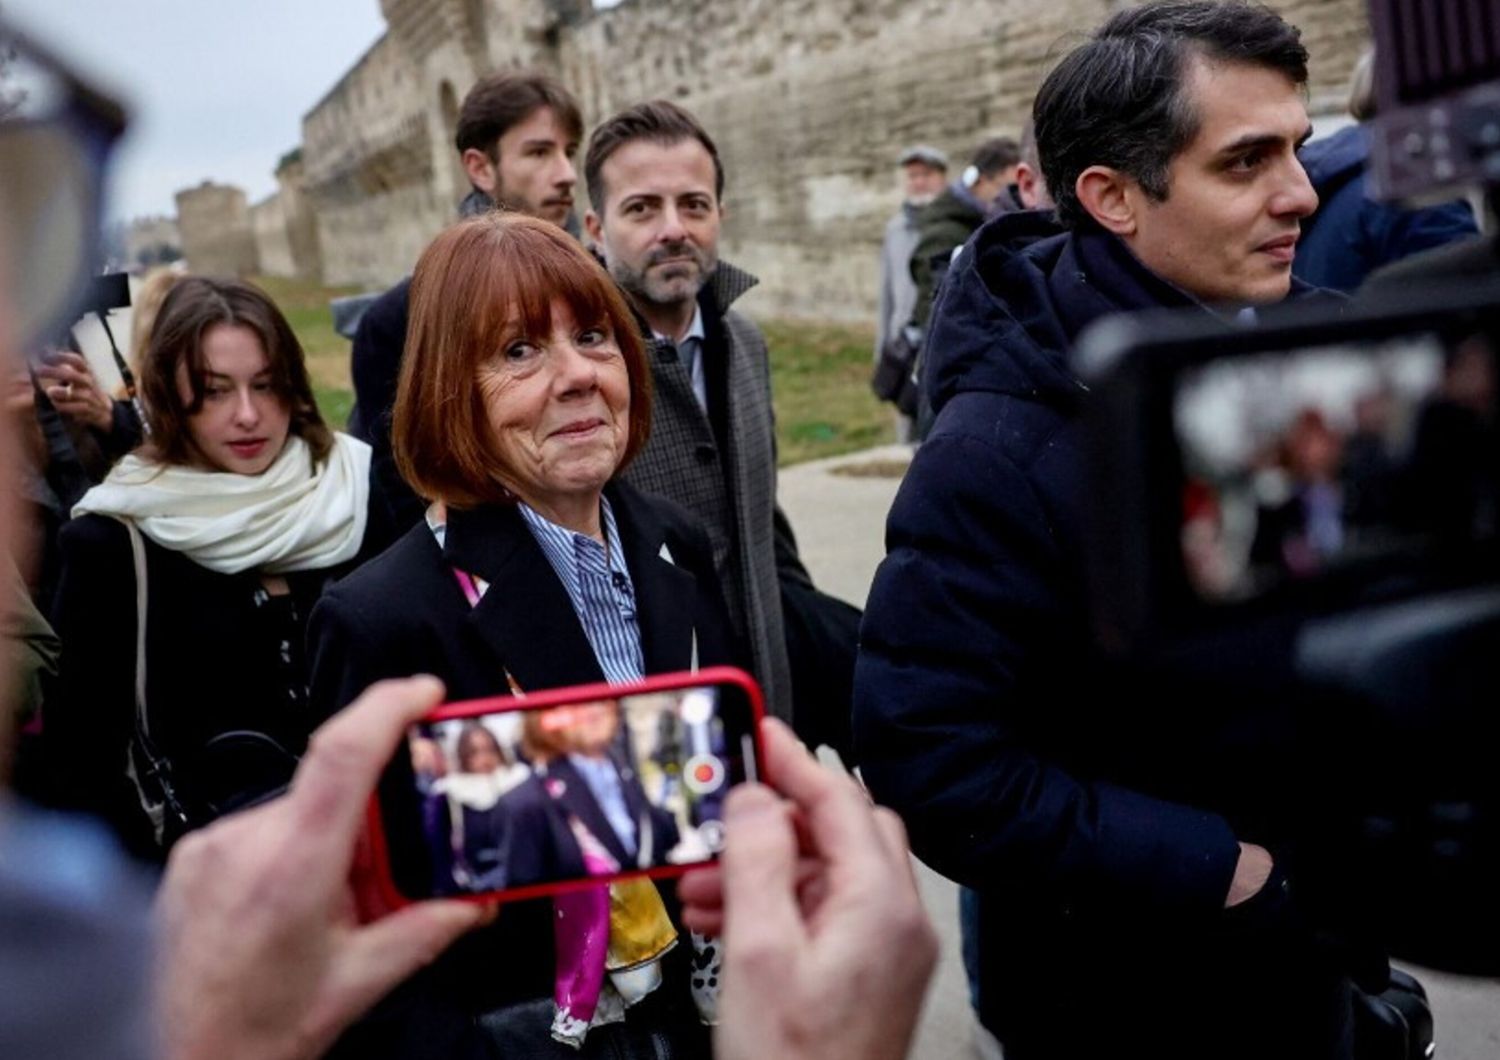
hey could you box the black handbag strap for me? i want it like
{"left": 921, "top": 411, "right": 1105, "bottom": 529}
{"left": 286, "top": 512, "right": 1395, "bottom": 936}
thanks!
{"left": 115, "top": 517, "right": 191, "bottom": 843}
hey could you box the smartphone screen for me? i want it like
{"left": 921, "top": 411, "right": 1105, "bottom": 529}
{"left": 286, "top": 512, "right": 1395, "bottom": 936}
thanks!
{"left": 372, "top": 668, "right": 763, "bottom": 904}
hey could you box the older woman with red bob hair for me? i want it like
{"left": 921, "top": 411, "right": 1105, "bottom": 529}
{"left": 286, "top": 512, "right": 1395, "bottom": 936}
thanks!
{"left": 309, "top": 213, "right": 736, "bottom": 1059}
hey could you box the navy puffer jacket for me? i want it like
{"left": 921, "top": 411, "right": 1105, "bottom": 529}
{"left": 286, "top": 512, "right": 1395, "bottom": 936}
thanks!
{"left": 1294, "top": 123, "right": 1477, "bottom": 293}
{"left": 854, "top": 212, "right": 1354, "bottom": 1051}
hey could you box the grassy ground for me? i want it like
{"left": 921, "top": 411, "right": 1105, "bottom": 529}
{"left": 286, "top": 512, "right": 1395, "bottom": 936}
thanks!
{"left": 760, "top": 319, "right": 893, "bottom": 466}
{"left": 255, "top": 274, "right": 893, "bottom": 466}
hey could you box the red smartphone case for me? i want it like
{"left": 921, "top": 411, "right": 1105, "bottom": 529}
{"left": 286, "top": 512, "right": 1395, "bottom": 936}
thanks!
{"left": 362, "top": 665, "right": 767, "bottom": 911}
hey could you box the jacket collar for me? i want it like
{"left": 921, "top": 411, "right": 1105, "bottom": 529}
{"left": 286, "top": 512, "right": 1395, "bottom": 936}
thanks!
{"left": 441, "top": 482, "right": 697, "bottom": 692}
{"left": 456, "top": 188, "right": 494, "bottom": 219}
{"left": 443, "top": 500, "right": 603, "bottom": 692}
{"left": 701, "top": 260, "right": 758, "bottom": 317}
{"left": 1050, "top": 222, "right": 1205, "bottom": 344}
{"left": 925, "top": 213, "right": 1333, "bottom": 418}
{"left": 1059, "top": 220, "right": 1328, "bottom": 336}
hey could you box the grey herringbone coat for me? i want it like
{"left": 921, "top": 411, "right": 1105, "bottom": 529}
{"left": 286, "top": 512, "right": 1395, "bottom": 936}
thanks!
{"left": 622, "top": 262, "right": 794, "bottom": 719}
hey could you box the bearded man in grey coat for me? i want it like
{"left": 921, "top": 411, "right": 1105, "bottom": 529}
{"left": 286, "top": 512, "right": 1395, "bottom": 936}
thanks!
{"left": 585, "top": 100, "right": 819, "bottom": 723}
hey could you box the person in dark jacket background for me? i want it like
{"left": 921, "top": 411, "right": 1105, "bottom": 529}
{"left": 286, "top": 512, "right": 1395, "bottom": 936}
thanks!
{"left": 1293, "top": 49, "right": 1477, "bottom": 294}
{"left": 854, "top": 5, "right": 1373, "bottom": 1059}
{"left": 908, "top": 137, "right": 1020, "bottom": 330}
{"left": 906, "top": 137, "right": 1021, "bottom": 441}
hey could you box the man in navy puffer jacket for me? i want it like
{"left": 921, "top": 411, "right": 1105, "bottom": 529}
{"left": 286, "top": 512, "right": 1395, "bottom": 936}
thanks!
{"left": 854, "top": 5, "right": 1374, "bottom": 1058}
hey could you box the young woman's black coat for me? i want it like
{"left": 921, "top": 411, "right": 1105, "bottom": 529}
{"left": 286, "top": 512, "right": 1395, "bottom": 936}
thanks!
{"left": 46, "top": 503, "right": 379, "bottom": 859}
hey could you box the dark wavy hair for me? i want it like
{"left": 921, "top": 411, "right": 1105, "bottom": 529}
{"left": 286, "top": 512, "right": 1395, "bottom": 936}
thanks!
{"left": 1034, "top": 1, "right": 1308, "bottom": 228}
{"left": 455, "top": 70, "right": 582, "bottom": 160}
{"left": 139, "top": 276, "right": 331, "bottom": 467}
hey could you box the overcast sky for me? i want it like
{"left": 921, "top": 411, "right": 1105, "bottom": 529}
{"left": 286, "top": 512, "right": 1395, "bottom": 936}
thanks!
{"left": 7, "top": 0, "right": 387, "bottom": 222}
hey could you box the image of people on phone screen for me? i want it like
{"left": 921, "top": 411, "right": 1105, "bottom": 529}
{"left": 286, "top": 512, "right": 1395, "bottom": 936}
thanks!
{"left": 521, "top": 699, "right": 682, "bottom": 876}
{"left": 413, "top": 721, "right": 582, "bottom": 896}
{"left": 414, "top": 690, "right": 732, "bottom": 895}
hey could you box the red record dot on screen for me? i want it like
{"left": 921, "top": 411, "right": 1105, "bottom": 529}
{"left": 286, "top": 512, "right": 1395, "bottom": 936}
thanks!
{"left": 683, "top": 754, "right": 725, "bottom": 794}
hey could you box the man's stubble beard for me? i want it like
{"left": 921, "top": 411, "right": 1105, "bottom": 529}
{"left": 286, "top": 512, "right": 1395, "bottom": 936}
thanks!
{"left": 489, "top": 177, "right": 572, "bottom": 227}
{"left": 608, "top": 239, "right": 718, "bottom": 312}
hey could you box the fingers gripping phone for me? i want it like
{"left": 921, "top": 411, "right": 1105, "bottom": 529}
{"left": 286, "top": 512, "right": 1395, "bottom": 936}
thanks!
{"left": 368, "top": 667, "right": 766, "bottom": 906}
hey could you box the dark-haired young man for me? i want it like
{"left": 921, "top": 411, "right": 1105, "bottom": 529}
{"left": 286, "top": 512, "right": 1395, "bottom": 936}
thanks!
{"left": 350, "top": 72, "right": 583, "bottom": 533}
{"left": 583, "top": 101, "right": 851, "bottom": 731}
{"left": 854, "top": 4, "right": 1362, "bottom": 1058}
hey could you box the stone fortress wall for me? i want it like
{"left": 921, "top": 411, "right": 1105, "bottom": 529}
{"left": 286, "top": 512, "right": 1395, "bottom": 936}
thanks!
{"left": 249, "top": 152, "right": 326, "bottom": 281}
{"left": 176, "top": 181, "right": 260, "bottom": 278}
{"left": 252, "top": 194, "right": 294, "bottom": 278}
{"left": 268, "top": 0, "right": 1370, "bottom": 319}
{"left": 124, "top": 215, "right": 180, "bottom": 270}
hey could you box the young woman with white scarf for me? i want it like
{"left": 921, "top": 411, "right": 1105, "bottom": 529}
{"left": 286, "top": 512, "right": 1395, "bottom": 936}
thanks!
{"left": 46, "top": 277, "right": 380, "bottom": 859}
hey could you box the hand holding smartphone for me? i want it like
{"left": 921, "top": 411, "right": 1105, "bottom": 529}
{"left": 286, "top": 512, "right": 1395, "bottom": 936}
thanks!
{"left": 368, "top": 666, "right": 766, "bottom": 907}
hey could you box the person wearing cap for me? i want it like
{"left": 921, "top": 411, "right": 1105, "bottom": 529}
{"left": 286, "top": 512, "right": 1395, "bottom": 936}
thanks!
{"left": 874, "top": 145, "right": 947, "bottom": 440}
{"left": 903, "top": 137, "right": 1021, "bottom": 441}
{"left": 909, "top": 137, "right": 1020, "bottom": 333}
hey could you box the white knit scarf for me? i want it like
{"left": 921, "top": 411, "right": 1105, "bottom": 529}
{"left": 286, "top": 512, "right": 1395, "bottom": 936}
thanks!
{"left": 72, "top": 434, "right": 372, "bottom": 575}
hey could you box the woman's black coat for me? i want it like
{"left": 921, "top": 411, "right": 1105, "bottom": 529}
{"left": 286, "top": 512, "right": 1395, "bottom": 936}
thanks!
{"left": 307, "top": 479, "right": 738, "bottom": 1059}
{"left": 46, "top": 511, "right": 372, "bottom": 859}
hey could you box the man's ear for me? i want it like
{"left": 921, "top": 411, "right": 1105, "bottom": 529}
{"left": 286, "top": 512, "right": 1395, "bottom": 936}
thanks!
{"left": 461, "top": 148, "right": 497, "bottom": 197}
{"left": 583, "top": 209, "right": 604, "bottom": 247}
{"left": 1075, "top": 165, "right": 1137, "bottom": 237}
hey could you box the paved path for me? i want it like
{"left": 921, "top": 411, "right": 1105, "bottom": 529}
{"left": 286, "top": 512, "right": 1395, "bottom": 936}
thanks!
{"left": 780, "top": 443, "right": 981, "bottom": 1060}
{"left": 777, "top": 444, "right": 1500, "bottom": 1060}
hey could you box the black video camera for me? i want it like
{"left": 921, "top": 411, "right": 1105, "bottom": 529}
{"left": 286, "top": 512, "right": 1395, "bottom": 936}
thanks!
{"left": 1075, "top": 272, "right": 1498, "bottom": 1060}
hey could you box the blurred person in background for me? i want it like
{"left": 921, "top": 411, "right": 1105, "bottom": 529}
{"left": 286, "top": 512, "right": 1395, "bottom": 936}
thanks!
{"left": 128, "top": 267, "right": 182, "bottom": 374}
{"left": 873, "top": 144, "right": 947, "bottom": 440}
{"left": 13, "top": 335, "right": 141, "bottom": 609}
{"left": 1294, "top": 48, "right": 1478, "bottom": 293}
{"left": 906, "top": 136, "right": 1022, "bottom": 440}
{"left": 908, "top": 136, "right": 1021, "bottom": 331}
{"left": 1010, "top": 120, "right": 1052, "bottom": 212}
{"left": 1406, "top": 336, "right": 1498, "bottom": 541}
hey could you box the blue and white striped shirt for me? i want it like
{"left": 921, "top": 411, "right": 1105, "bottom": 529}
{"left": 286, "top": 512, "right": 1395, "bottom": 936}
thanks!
{"left": 517, "top": 497, "right": 645, "bottom": 685}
